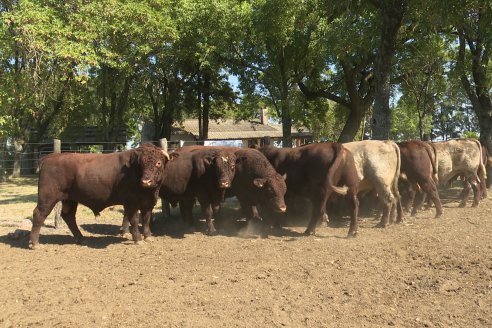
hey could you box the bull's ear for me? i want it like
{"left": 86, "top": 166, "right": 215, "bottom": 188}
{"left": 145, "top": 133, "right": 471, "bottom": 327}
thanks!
{"left": 170, "top": 152, "right": 179, "bottom": 160}
{"left": 253, "top": 178, "right": 267, "bottom": 188}
{"left": 131, "top": 149, "right": 142, "bottom": 165}
{"left": 281, "top": 173, "right": 287, "bottom": 181}
{"left": 203, "top": 155, "right": 214, "bottom": 166}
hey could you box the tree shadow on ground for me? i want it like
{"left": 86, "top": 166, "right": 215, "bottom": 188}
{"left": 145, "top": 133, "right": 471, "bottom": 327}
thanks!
{"left": 0, "top": 228, "right": 127, "bottom": 249}
{"left": 0, "top": 194, "right": 37, "bottom": 205}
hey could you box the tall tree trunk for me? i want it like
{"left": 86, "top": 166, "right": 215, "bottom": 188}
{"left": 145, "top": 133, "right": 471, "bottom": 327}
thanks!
{"left": 338, "top": 106, "right": 365, "bottom": 142}
{"left": 458, "top": 25, "right": 492, "bottom": 187}
{"left": 10, "top": 139, "right": 23, "bottom": 178}
{"left": 369, "top": 0, "right": 406, "bottom": 140}
{"left": 197, "top": 67, "right": 203, "bottom": 141}
{"left": 202, "top": 70, "right": 211, "bottom": 141}
{"left": 279, "top": 51, "right": 292, "bottom": 148}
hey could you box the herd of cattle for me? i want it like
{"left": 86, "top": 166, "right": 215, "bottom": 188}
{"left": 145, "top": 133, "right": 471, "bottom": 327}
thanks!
{"left": 28, "top": 139, "right": 490, "bottom": 249}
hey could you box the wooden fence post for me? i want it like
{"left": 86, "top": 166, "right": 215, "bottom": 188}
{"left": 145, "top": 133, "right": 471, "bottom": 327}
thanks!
{"left": 159, "top": 138, "right": 168, "bottom": 152}
{"left": 53, "top": 139, "right": 62, "bottom": 229}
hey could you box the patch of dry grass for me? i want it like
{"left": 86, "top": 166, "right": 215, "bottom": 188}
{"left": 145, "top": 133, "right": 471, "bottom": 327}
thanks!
{"left": 0, "top": 177, "right": 135, "bottom": 227}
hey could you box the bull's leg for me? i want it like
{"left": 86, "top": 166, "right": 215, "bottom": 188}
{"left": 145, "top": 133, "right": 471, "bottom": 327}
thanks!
{"left": 60, "top": 200, "right": 84, "bottom": 244}
{"left": 140, "top": 209, "right": 153, "bottom": 241}
{"left": 125, "top": 207, "right": 142, "bottom": 243}
{"left": 305, "top": 191, "right": 330, "bottom": 236}
{"left": 200, "top": 202, "right": 217, "bottom": 236}
{"left": 404, "top": 183, "right": 417, "bottom": 213}
{"left": 347, "top": 192, "right": 359, "bottom": 237}
{"left": 179, "top": 197, "right": 196, "bottom": 228}
{"left": 478, "top": 168, "right": 487, "bottom": 199}
{"left": 459, "top": 180, "right": 472, "bottom": 207}
{"left": 120, "top": 214, "right": 131, "bottom": 237}
{"left": 411, "top": 186, "right": 425, "bottom": 216}
{"left": 30, "top": 200, "right": 58, "bottom": 249}
{"left": 419, "top": 180, "right": 443, "bottom": 218}
{"left": 467, "top": 177, "right": 481, "bottom": 207}
{"left": 161, "top": 197, "right": 171, "bottom": 219}
{"left": 376, "top": 203, "right": 391, "bottom": 228}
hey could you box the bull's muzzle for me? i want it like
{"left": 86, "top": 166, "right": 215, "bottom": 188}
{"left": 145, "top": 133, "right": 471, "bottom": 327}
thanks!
{"left": 278, "top": 206, "right": 287, "bottom": 213}
{"left": 219, "top": 181, "right": 231, "bottom": 188}
{"left": 141, "top": 179, "right": 153, "bottom": 188}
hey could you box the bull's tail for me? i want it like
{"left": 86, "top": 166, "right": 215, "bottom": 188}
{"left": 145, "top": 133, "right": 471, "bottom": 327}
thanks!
{"left": 472, "top": 139, "right": 487, "bottom": 182}
{"left": 424, "top": 142, "right": 438, "bottom": 183}
{"left": 327, "top": 143, "right": 349, "bottom": 196}
{"left": 392, "top": 142, "right": 402, "bottom": 201}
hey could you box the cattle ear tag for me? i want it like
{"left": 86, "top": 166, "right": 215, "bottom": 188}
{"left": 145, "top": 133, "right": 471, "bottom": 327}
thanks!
{"left": 253, "top": 178, "right": 265, "bottom": 188}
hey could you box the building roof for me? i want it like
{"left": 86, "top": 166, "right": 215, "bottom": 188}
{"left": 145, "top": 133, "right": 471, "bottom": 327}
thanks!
{"left": 172, "top": 119, "right": 311, "bottom": 140}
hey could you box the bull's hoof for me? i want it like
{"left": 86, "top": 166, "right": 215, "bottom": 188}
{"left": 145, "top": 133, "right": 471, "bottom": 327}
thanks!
{"left": 375, "top": 222, "right": 387, "bottom": 229}
{"left": 395, "top": 218, "right": 403, "bottom": 224}
{"left": 458, "top": 202, "right": 467, "bottom": 208}
{"left": 347, "top": 231, "right": 358, "bottom": 238}
{"left": 28, "top": 242, "right": 43, "bottom": 250}
{"left": 206, "top": 230, "right": 218, "bottom": 236}
{"left": 121, "top": 232, "right": 132, "bottom": 240}
{"left": 185, "top": 226, "right": 197, "bottom": 234}
{"left": 435, "top": 212, "right": 443, "bottom": 219}
{"left": 75, "top": 238, "right": 87, "bottom": 246}
{"left": 144, "top": 236, "right": 155, "bottom": 242}
{"left": 472, "top": 203, "right": 479, "bottom": 208}
{"left": 134, "top": 240, "right": 144, "bottom": 245}
{"left": 303, "top": 229, "right": 315, "bottom": 236}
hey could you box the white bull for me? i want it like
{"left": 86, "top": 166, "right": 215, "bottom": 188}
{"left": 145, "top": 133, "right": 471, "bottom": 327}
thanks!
{"left": 432, "top": 139, "right": 486, "bottom": 207}
{"left": 343, "top": 140, "right": 403, "bottom": 227}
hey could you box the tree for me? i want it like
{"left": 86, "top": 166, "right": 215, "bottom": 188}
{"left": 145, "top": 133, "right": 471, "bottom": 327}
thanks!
{"left": 0, "top": 0, "right": 92, "bottom": 175}
{"left": 297, "top": 1, "right": 378, "bottom": 142}
{"left": 368, "top": 0, "right": 407, "bottom": 140}
{"left": 232, "top": 0, "right": 314, "bottom": 147}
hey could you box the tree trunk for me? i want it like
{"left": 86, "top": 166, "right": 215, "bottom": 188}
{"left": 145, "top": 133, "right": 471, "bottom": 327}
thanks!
{"left": 479, "top": 115, "right": 492, "bottom": 188}
{"left": 370, "top": 0, "right": 406, "bottom": 140}
{"left": 338, "top": 105, "right": 365, "bottom": 142}
{"left": 202, "top": 70, "right": 211, "bottom": 141}
{"left": 10, "top": 139, "right": 23, "bottom": 178}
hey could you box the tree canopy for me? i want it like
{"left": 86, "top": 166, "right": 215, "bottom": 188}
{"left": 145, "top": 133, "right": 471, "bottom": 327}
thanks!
{"left": 0, "top": 0, "right": 490, "bottom": 157}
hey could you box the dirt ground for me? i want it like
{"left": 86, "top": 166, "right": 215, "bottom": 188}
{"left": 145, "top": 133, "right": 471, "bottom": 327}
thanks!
{"left": 0, "top": 178, "right": 491, "bottom": 327}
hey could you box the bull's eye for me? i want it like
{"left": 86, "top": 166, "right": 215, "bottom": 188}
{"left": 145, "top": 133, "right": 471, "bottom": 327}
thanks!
{"left": 156, "top": 161, "right": 162, "bottom": 167}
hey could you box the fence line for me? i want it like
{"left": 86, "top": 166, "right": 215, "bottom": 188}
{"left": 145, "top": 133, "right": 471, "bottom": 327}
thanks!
{"left": 0, "top": 138, "right": 244, "bottom": 178}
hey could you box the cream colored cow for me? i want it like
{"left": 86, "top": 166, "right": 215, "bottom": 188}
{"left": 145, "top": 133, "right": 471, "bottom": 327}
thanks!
{"left": 343, "top": 140, "right": 403, "bottom": 227}
{"left": 431, "top": 139, "right": 486, "bottom": 207}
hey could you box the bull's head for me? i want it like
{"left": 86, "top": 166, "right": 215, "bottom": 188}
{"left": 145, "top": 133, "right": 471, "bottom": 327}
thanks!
{"left": 134, "top": 144, "right": 170, "bottom": 188}
{"left": 201, "top": 150, "right": 236, "bottom": 189}
{"left": 213, "top": 152, "right": 237, "bottom": 189}
{"left": 253, "top": 173, "right": 287, "bottom": 213}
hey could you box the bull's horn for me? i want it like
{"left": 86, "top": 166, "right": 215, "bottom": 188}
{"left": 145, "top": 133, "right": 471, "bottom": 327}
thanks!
{"left": 162, "top": 150, "right": 170, "bottom": 161}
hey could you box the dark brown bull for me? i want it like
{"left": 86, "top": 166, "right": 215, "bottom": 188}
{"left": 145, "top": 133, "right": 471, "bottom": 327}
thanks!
{"left": 177, "top": 147, "right": 287, "bottom": 230}
{"left": 259, "top": 143, "right": 359, "bottom": 237}
{"left": 228, "top": 148, "right": 287, "bottom": 224}
{"left": 398, "top": 140, "right": 442, "bottom": 217}
{"left": 30, "top": 144, "right": 170, "bottom": 249}
{"left": 122, "top": 148, "right": 236, "bottom": 235}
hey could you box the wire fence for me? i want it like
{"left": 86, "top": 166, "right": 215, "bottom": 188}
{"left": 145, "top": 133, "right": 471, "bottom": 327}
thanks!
{"left": 0, "top": 138, "right": 246, "bottom": 178}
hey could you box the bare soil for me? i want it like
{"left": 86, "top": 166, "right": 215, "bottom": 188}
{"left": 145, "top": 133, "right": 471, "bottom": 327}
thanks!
{"left": 0, "top": 178, "right": 491, "bottom": 327}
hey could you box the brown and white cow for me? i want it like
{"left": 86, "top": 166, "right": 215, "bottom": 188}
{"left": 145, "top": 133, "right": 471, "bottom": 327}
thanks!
{"left": 30, "top": 144, "right": 170, "bottom": 249}
{"left": 431, "top": 139, "right": 486, "bottom": 207}
{"left": 343, "top": 140, "right": 403, "bottom": 228}
{"left": 398, "top": 140, "right": 442, "bottom": 217}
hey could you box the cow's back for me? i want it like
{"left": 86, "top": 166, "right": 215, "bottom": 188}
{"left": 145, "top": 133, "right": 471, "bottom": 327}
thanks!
{"left": 432, "top": 139, "right": 483, "bottom": 183}
{"left": 343, "top": 140, "right": 401, "bottom": 193}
